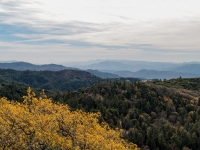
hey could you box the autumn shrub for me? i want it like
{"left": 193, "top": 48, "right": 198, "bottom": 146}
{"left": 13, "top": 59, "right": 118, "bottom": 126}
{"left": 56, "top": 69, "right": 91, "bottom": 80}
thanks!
{"left": 0, "top": 88, "right": 139, "bottom": 150}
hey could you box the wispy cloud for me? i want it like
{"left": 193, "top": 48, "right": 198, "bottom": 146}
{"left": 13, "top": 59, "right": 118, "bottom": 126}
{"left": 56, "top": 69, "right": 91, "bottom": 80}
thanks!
{"left": 0, "top": 0, "right": 200, "bottom": 63}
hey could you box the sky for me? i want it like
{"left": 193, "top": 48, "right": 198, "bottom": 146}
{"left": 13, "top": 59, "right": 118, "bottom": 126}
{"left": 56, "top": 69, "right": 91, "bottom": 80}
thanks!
{"left": 0, "top": 0, "right": 200, "bottom": 64}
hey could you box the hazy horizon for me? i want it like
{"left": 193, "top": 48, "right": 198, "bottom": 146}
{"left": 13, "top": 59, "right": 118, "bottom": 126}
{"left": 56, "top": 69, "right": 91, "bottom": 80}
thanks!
{"left": 1, "top": 0, "right": 200, "bottom": 63}
{"left": 1, "top": 59, "right": 200, "bottom": 66}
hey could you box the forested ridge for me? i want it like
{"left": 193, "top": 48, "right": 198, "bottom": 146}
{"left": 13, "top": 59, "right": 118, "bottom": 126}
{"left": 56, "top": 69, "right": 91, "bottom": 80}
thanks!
{"left": 54, "top": 78, "right": 200, "bottom": 150}
{"left": 153, "top": 77, "right": 200, "bottom": 91}
{"left": 1, "top": 77, "right": 200, "bottom": 149}
{"left": 0, "top": 69, "right": 101, "bottom": 91}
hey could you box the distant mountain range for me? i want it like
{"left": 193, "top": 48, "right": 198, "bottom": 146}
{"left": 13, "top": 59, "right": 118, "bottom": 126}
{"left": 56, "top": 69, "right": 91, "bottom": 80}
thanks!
{"left": 86, "top": 69, "right": 120, "bottom": 78}
{"left": 0, "top": 62, "right": 121, "bottom": 79}
{"left": 62, "top": 60, "right": 200, "bottom": 79}
{"left": 169, "top": 64, "right": 200, "bottom": 75}
{"left": 113, "top": 69, "right": 199, "bottom": 80}
{"left": 1, "top": 61, "right": 200, "bottom": 80}
{"left": 67, "top": 60, "right": 180, "bottom": 72}
{"left": 0, "top": 62, "right": 77, "bottom": 71}
{"left": 80, "top": 61, "right": 133, "bottom": 71}
{"left": 69, "top": 60, "right": 200, "bottom": 73}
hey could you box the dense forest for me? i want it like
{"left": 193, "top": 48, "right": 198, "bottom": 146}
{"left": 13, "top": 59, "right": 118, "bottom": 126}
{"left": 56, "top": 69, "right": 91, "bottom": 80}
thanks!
{"left": 0, "top": 82, "right": 56, "bottom": 102}
{"left": 0, "top": 69, "right": 141, "bottom": 92}
{"left": 152, "top": 77, "right": 200, "bottom": 91}
{"left": 53, "top": 78, "right": 200, "bottom": 150}
{"left": 0, "top": 69, "right": 101, "bottom": 91}
{"left": 1, "top": 77, "right": 200, "bottom": 149}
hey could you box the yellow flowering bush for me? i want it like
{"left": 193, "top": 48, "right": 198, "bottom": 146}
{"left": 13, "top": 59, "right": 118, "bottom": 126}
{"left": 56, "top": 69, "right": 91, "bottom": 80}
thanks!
{"left": 0, "top": 87, "right": 139, "bottom": 150}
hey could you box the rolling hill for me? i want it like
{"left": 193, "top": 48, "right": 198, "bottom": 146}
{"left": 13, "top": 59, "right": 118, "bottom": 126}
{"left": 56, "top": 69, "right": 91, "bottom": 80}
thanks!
{"left": 53, "top": 78, "right": 200, "bottom": 149}
{"left": 86, "top": 69, "right": 120, "bottom": 78}
{"left": 0, "top": 69, "right": 101, "bottom": 91}
{"left": 0, "top": 62, "right": 77, "bottom": 71}
{"left": 0, "top": 62, "right": 121, "bottom": 79}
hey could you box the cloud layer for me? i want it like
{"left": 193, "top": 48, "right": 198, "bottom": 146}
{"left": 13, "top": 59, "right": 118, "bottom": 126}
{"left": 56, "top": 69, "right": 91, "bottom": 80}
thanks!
{"left": 0, "top": 0, "right": 200, "bottom": 63}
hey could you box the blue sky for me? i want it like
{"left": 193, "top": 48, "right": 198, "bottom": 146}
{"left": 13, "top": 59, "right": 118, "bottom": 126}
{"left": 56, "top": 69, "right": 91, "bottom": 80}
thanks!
{"left": 0, "top": 0, "right": 200, "bottom": 64}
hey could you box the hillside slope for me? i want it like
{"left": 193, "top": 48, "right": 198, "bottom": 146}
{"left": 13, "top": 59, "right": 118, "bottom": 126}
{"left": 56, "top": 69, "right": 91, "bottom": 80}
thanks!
{"left": 53, "top": 78, "right": 200, "bottom": 149}
{"left": 1, "top": 76, "right": 200, "bottom": 149}
{"left": 0, "top": 69, "right": 101, "bottom": 91}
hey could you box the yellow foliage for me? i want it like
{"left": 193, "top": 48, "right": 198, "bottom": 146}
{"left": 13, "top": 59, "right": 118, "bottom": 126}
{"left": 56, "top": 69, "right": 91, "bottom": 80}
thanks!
{"left": 0, "top": 88, "right": 139, "bottom": 150}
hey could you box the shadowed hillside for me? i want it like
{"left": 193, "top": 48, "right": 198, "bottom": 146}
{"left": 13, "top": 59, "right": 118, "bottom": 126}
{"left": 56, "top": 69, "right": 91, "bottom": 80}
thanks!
{"left": 0, "top": 69, "right": 101, "bottom": 91}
